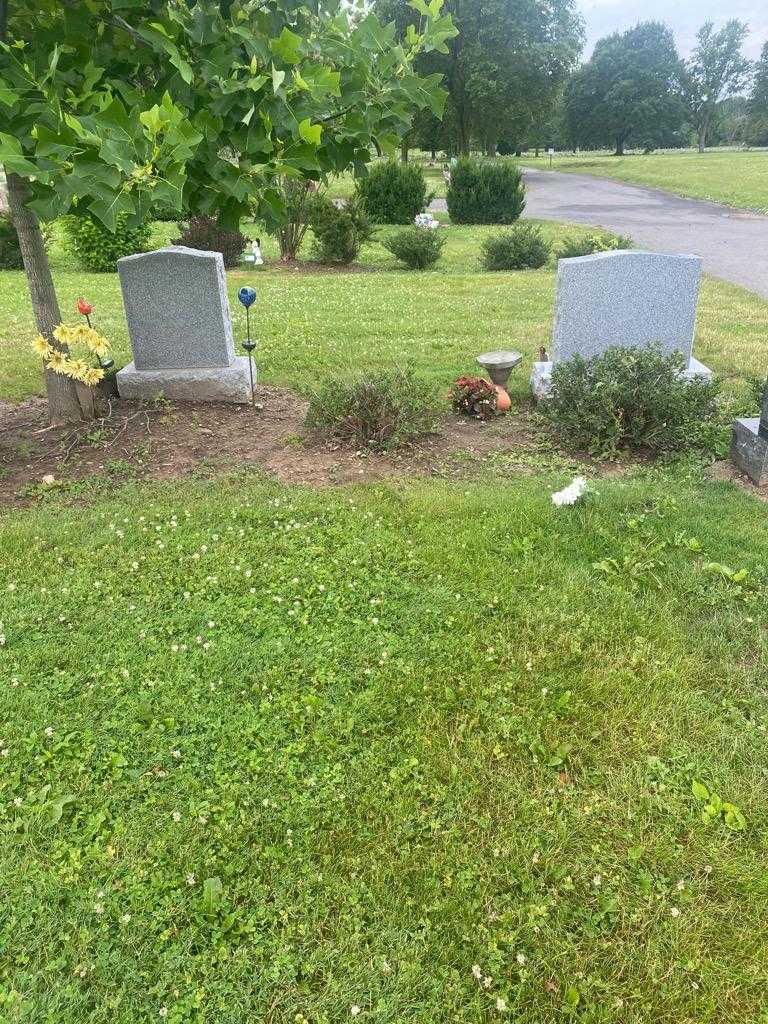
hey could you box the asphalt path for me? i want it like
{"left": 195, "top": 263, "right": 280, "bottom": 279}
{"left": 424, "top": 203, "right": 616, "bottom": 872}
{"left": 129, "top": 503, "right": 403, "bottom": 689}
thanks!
{"left": 433, "top": 167, "right": 768, "bottom": 300}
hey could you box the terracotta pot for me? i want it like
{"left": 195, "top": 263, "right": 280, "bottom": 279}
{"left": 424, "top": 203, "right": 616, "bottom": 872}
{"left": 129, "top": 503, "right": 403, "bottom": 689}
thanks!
{"left": 494, "top": 385, "right": 511, "bottom": 412}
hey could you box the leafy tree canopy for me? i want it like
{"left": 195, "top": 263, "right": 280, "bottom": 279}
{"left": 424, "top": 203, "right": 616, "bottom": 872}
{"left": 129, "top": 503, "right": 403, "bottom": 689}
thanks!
{"left": 0, "top": 0, "right": 457, "bottom": 230}
{"left": 681, "top": 20, "right": 751, "bottom": 151}
{"left": 374, "top": 0, "right": 583, "bottom": 155}
{"left": 564, "top": 22, "right": 684, "bottom": 155}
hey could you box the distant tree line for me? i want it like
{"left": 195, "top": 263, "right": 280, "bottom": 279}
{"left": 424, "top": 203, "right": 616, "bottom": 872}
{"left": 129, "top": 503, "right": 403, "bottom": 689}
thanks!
{"left": 372, "top": 1, "right": 768, "bottom": 157}
{"left": 564, "top": 20, "right": 765, "bottom": 154}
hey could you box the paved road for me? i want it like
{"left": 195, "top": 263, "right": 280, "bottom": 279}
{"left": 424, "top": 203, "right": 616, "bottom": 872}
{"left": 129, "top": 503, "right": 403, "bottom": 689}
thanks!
{"left": 433, "top": 168, "right": 768, "bottom": 300}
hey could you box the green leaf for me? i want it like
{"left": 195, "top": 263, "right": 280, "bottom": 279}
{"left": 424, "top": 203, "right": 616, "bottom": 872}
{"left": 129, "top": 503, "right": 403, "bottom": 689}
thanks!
{"left": 43, "top": 794, "right": 76, "bottom": 826}
{"left": 298, "top": 118, "right": 322, "bottom": 145}
{"left": 0, "top": 85, "right": 18, "bottom": 107}
{"left": 691, "top": 780, "right": 709, "bottom": 802}
{"left": 271, "top": 65, "right": 286, "bottom": 94}
{"left": 202, "top": 876, "right": 224, "bottom": 915}
{"left": 270, "top": 27, "right": 302, "bottom": 65}
{"left": 0, "top": 132, "right": 38, "bottom": 175}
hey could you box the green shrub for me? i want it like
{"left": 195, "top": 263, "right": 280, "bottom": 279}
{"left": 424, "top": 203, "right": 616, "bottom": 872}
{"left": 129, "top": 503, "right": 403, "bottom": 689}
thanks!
{"left": 172, "top": 215, "right": 247, "bottom": 268}
{"left": 383, "top": 226, "right": 445, "bottom": 270}
{"left": 0, "top": 213, "right": 23, "bottom": 270}
{"left": 63, "top": 213, "right": 152, "bottom": 272}
{"left": 557, "top": 231, "right": 633, "bottom": 260}
{"left": 481, "top": 224, "right": 550, "bottom": 270}
{"left": 446, "top": 159, "right": 525, "bottom": 224}
{"left": 310, "top": 196, "right": 372, "bottom": 264}
{"left": 305, "top": 369, "right": 442, "bottom": 450}
{"left": 355, "top": 162, "right": 432, "bottom": 224}
{"left": 542, "top": 345, "right": 721, "bottom": 458}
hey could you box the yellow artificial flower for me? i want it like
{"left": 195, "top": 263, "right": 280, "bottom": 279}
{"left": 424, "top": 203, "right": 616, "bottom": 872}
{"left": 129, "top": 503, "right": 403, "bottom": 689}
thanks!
{"left": 83, "top": 330, "right": 111, "bottom": 357}
{"left": 32, "top": 334, "right": 53, "bottom": 358}
{"left": 67, "top": 359, "right": 91, "bottom": 382}
{"left": 81, "top": 367, "right": 105, "bottom": 386}
{"left": 52, "top": 323, "right": 74, "bottom": 345}
{"left": 46, "top": 350, "right": 69, "bottom": 374}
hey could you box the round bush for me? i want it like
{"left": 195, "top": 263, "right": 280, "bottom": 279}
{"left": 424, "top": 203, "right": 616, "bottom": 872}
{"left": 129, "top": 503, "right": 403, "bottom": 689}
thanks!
{"left": 383, "top": 226, "right": 445, "bottom": 270}
{"left": 557, "top": 232, "right": 633, "bottom": 259}
{"left": 542, "top": 345, "right": 721, "bottom": 458}
{"left": 0, "top": 213, "right": 23, "bottom": 270}
{"left": 309, "top": 196, "right": 372, "bottom": 264}
{"left": 481, "top": 224, "right": 550, "bottom": 270}
{"left": 63, "top": 213, "right": 152, "bottom": 272}
{"left": 355, "top": 162, "right": 431, "bottom": 224}
{"left": 446, "top": 160, "right": 525, "bottom": 224}
{"left": 305, "top": 369, "right": 442, "bottom": 450}
{"left": 172, "top": 215, "right": 247, "bottom": 268}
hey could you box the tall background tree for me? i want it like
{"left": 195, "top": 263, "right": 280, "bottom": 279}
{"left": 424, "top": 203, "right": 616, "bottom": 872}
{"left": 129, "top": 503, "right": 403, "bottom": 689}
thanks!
{"left": 374, "top": 0, "right": 583, "bottom": 157}
{"left": 564, "top": 22, "right": 684, "bottom": 155}
{"left": 681, "top": 20, "right": 752, "bottom": 152}
{"left": 0, "top": 0, "right": 455, "bottom": 422}
{"left": 748, "top": 41, "right": 768, "bottom": 145}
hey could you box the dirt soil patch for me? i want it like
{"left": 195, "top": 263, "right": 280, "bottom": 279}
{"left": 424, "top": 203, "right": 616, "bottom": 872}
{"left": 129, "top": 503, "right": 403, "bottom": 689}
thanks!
{"left": 0, "top": 386, "right": 561, "bottom": 507}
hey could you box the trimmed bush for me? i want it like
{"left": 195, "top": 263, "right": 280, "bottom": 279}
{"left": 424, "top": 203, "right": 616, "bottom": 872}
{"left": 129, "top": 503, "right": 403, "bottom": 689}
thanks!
{"left": 63, "top": 213, "right": 152, "bottom": 272}
{"left": 309, "top": 196, "right": 372, "bottom": 264}
{"left": 383, "top": 226, "right": 445, "bottom": 270}
{"left": 446, "top": 160, "right": 525, "bottom": 224}
{"left": 557, "top": 231, "right": 633, "bottom": 260}
{"left": 305, "top": 369, "right": 442, "bottom": 450}
{"left": 172, "top": 215, "right": 247, "bottom": 268}
{"left": 542, "top": 345, "right": 721, "bottom": 458}
{"left": 0, "top": 213, "right": 23, "bottom": 270}
{"left": 355, "top": 162, "right": 432, "bottom": 224}
{"left": 481, "top": 224, "right": 550, "bottom": 270}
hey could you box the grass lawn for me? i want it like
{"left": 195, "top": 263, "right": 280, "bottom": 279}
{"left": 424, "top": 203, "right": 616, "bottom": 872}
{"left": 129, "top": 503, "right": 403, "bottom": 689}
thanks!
{"left": 3, "top": 212, "right": 768, "bottom": 1021}
{"left": 2, "top": 472, "right": 768, "bottom": 1022}
{"left": 524, "top": 150, "right": 768, "bottom": 214}
{"left": 2, "top": 218, "right": 767, "bottom": 406}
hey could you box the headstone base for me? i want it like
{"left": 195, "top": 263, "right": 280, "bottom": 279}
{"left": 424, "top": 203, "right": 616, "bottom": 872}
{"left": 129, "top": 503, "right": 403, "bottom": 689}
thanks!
{"left": 116, "top": 356, "right": 253, "bottom": 404}
{"left": 731, "top": 417, "right": 768, "bottom": 485}
{"left": 530, "top": 356, "right": 713, "bottom": 400}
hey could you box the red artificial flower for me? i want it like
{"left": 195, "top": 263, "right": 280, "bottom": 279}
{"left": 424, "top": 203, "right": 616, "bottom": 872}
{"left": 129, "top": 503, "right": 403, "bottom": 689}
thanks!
{"left": 77, "top": 297, "right": 94, "bottom": 316}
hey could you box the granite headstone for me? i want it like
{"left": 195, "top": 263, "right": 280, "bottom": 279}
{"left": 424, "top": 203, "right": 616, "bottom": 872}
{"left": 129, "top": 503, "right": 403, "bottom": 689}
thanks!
{"left": 116, "top": 246, "right": 251, "bottom": 403}
{"left": 531, "top": 250, "right": 713, "bottom": 398}
{"left": 731, "top": 387, "right": 768, "bottom": 485}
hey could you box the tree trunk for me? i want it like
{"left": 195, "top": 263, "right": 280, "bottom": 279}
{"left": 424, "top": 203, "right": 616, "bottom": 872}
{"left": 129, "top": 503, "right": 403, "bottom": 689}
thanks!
{"left": 614, "top": 136, "right": 625, "bottom": 156}
{"left": 400, "top": 140, "right": 409, "bottom": 164}
{"left": 487, "top": 140, "right": 497, "bottom": 158}
{"left": 6, "top": 171, "right": 85, "bottom": 423}
{"left": 457, "top": 115, "right": 471, "bottom": 157}
{"left": 698, "top": 118, "right": 708, "bottom": 152}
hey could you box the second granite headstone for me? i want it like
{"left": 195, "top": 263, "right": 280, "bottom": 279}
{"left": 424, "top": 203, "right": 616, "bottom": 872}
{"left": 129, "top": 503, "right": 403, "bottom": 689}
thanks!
{"left": 116, "top": 246, "right": 251, "bottom": 403}
{"left": 531, "top": 250, "right": 713, "bottom": 398}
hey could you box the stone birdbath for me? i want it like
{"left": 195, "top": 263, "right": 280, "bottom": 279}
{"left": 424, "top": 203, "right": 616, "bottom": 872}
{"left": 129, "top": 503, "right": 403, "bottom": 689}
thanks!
{"left": 476, "top": 350, "right": 523, "bottom": 390}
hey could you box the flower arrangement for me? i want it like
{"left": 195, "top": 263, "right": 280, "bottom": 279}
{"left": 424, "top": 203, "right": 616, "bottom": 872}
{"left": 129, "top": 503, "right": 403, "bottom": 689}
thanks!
{"left": 414, "top": 212, "right": 439, "bottom": 230}
{"left": 31, "top": 298, "right": 112, "bottom": 387}
{"left": 551, "top": 476, "right": 588, "bottom": 507}
{"left": 450, "top": 375, "right": 498, "bottom": 420}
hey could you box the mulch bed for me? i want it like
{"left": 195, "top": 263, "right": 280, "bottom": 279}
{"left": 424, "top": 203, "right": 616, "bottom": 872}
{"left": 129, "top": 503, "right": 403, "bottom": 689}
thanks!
{"left": 0, "top": 386, "right": 546, "bottom": 508}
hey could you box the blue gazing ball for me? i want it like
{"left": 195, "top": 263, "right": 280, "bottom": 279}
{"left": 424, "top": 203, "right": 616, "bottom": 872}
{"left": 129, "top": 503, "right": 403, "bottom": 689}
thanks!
{"left": 237, "top": 286, "right": 257, "bottom": 309}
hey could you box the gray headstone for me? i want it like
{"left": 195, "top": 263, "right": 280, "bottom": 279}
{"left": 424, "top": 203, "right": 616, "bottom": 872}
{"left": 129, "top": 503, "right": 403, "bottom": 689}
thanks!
{"left": 552, "top": 250, "right": 702, "bottom": 365}
{"left": 731, "top": 388, "right": 768, "bottom": 485}
{"left": 118, "top": 247, "right": 235, "bottom": 370}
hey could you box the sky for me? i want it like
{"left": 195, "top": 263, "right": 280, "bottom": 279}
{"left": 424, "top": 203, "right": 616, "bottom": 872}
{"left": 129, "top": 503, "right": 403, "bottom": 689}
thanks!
{"left": 580, "top": 0, "right": 768, "bottom": 61}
